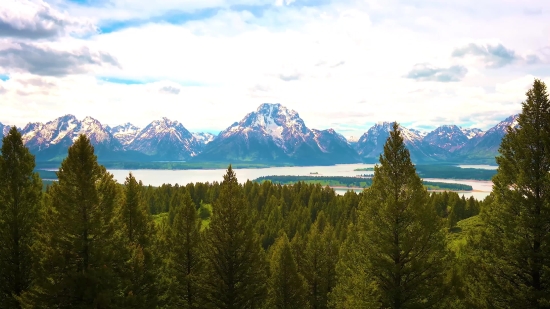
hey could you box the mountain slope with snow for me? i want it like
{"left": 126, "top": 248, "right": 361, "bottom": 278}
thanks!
{"left": 0, "top": 122, "right": 8, "bottom": 147}
{"left": 195, "top": 103, "right": 360, "bottom": 164}
{"left": 452, "top": 114, "right": 520, "bottom": 163}
{"left": 355, "top": 122, "right": 448, "bottom": 163}
{"left": 127, "top": 117, "right": 200, "bottom": 160}
{"left": 18, "top": 115, "right": 151, "bottom": 162}
{"left": 1, "top": 108, "right": 523, "bottom": 165}
{"left": 424, "top": 125, "right": 473, "bottom": 152}
{"left": 108, "top": 123, "right": 140, "bottom": 146}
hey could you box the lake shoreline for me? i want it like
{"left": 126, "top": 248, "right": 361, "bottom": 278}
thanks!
{"left": 329, "top": 186, "right": 487, "bottom": 193}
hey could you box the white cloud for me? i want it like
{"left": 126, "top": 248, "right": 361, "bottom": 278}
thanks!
{"left": 1, "top": 0, "right": 549, "bottom": 138}
{"left": 0, "top": 0, "right": 96, "bottom": 38}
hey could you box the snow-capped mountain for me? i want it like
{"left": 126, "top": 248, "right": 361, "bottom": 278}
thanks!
{"left": 192, "top": 132, "right": 216, "bottom": 146}
{"left": 311, "top": 128, "right": 361, "bottom": 163}
{"left": 0, "top": 122, "right": 8, "bottom": 147}
{"left": 355, "top": 122, "right": 448, "bottom": 163}
{"left": 127, "top": 117, "right": 200, "bottom": 160}
{"left": 2, "top": 107, "right": 523, "bottom": 165}
{"left": 107, "top": 123, "right": 140, "bottom": 146}
{"left": 18, "top": 115, "right": 123, "bottom": 161}
{"left": 461, "top": 128, "right": 483, "bottom": 139}
{"left": 0, "top": 122, "right": 8, "bottom": 137}
{"left": 453, "top": 114, "right": 520, "bottom": 163}
{"left": 424, "top": 125, "right": 476, "bottom": 152}
{"left": 25, "top": 115, "right": 117, "bottom": 147}
{"left": 195, "top": 103, "right": 359, "bottom": 164}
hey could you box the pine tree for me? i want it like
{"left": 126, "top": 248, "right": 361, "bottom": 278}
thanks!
{"left": 477, "top": 79, "right": 550, "bottom": 308}
{"left": 332, "top": 123, "right": 448, "bottom": 309}
{"left": 301, "top": 213, "right": 338, "bottom": 309}
{"left": 162, "top": 190, "right": 202, "bottom": 308}
{"left": 0, "top": 127, "right": 42, "bottom": 308}
{"left": 266, "top": 232, "right": 308, "bottom": 309}
{"left": 200, "top": 165, "right": 267, "bottom": 309}
{"left": 20, "top": 134, "right": 123, "bottom": 308}
{"left": 118, "top": 172, "right": 158, "bottom": 308}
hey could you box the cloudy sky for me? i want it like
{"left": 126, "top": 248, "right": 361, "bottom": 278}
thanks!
{"left": 0, "top": 0, "right": 549, "bottom": 139}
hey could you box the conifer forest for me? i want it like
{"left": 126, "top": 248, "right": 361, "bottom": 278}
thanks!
{"left": 1, "top": 79, "right": 549, "bottom": 308}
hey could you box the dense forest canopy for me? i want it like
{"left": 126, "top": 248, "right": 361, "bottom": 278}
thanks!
{"left": 0, "top": 79, "right": 548, "bottom": 308}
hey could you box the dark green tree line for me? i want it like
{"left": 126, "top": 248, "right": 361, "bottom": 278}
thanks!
{"left": 0, "top": 127, "right": 42, "bottom": 308}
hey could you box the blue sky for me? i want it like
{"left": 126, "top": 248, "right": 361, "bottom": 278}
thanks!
{"left": 0, "top": 0, "right": 549, "bottom": 139}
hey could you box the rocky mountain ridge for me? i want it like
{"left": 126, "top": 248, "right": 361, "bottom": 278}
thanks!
{"left": 0, "top": 104, "right": 520, "bottom": 165}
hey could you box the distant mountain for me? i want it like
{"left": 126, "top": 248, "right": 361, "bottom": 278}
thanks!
{"left": 127, "top": 117, "right": 200, "bottom": 161}
{"left": 0, "top": 122, "right": 8, "bottom": 147}
{"left": 19, "top": 115, "right": 121, "bottom": 161}
{"left": 453, "top": 114, "right": 519, "bottom": 163}
{"left": 194, "top": 103, "right": 360, "bottom": 165}
{"left": 461, "top": 127, "right": 483, "bottom": 139}
{"left": 355, "top": 122, "right": 448, "bottom": 163}
{"left": 424, "top": 125, "right": 479, "bottom": 152}
{"left": 107, "top": 123, "right": 140, "bottom": 146}
{"left": 18, "top": 115, "right": 151, "bottom": 162}
{"left": 2, "top": 106, "right": 522, "bottom": 166}
{"left": 192, "top": 132, "right": 216, "bottom": 150}
{"left": 311, "top": 128, "right": 361, "bottom": 163}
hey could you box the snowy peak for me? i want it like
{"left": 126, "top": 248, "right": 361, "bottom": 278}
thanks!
{"left": 0, "top": 122, "right": 9, "bottom": 137}
{"left": 221, "top": 103, "right": 309, "bottom": 151}
{"left": 486, "top": 114, "right": 520, "bottom": 135}
{"left": 127, "top": 117, "right": 199, "bottom": 160}
{"left": 358, "top": 122, "right": 423, "bottom": 146}
{"left": 78, "top": 116, "right": 114, "bottom": 146}
{"left": 312, "top": 128, "right": 349, "bottom": 149}
{"left": 424, "top": 125, "right": 471, "bottom": 152}
{"left": 108, "top": 122, "right": 140, "bottom": 146}
{"left": 0, "top": 122, "right": 8, "bottom": 146}
{"left": 198, "top": 103, "right": 359, "bottom": 164}
{"left": 461, "top": 127, "right": 483, "bottom": 139}
{"left": 192, "top": 132, "right": 215, "bottom": 145}
{"left": 20, "top": 115, "right": 116, "bottom": 151}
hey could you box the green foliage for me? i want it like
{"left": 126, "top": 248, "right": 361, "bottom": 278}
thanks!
{"left": 267, "top": 232, "right": 308, "bottom": 309}
{"left": 333, "top": 123, "right": 449, "bottom": 308}
{"left": 160, "top": 190, "right": 202, "bottom": 308}
{"left": 415, "top": 164, "right": 496, "bottom": 180}
{"left": 255, "top": 175, "right": 473, "bottom": 191}
{"left": 8, "top": 78, "right": 550, "bottom": 309}
{"left": 117, "top": 172, "right": 158, "bottom": 308}
{"left": 0, "top": 127, "right": 43, "bottom": 308}
{"left": 20, "top": 135, "right": 124, "bottom": 308}
{"left": 300, "top": 213, "right": 339, "bottom": 309}
{"left": 353, "top": 167, "right": 375, "bottom": 171}
{"left": 199, "top": 165, "right": 268, "bottom": 308}
{"left": 476, "top": 79, "right": 550, "bottom": 308}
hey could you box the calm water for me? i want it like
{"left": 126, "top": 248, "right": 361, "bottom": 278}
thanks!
{"left": 457, "top": 164, "right": 497, "bottom": 170}
{"left": 107, "top": 163, "right": 492, "bottom": 200}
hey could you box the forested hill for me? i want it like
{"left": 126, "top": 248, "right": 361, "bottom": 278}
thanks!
{"left": 254, "top": 175, "right": 474, "bottom": 191}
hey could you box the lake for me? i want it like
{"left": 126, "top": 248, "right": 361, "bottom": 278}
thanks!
{"left": 107, "top": 163, "right": 493, "bottom": 200}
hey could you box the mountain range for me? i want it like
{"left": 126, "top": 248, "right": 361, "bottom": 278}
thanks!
{"left": 0, "top": 103, "right": 519, "bottom": 165}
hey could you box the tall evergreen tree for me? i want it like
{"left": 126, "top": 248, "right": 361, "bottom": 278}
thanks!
{"left": 20, "top": 135, "right": 123, "bottom": 308}
{"left": 477, "top": 79, "right": 550, "bottom": 308}
{"left": 267, "top": 232, "right": 308, "bottom": 309}
{"left": 162, "top": 190, "right": 202, "bottom": 308}
{"left": 0, "top": 127, "right": 42, "bottom": 308}
{"left": 118, "top": 172, "right": 158, "bottom": 308}
{"left": 331, "top": 123, "right": 448, "bottom": 309}
{"left": 200, "top": 165, "right": 267, "bottom": 309}
{"left": 301, "top": 213, "right": 338, "bottom": 309}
